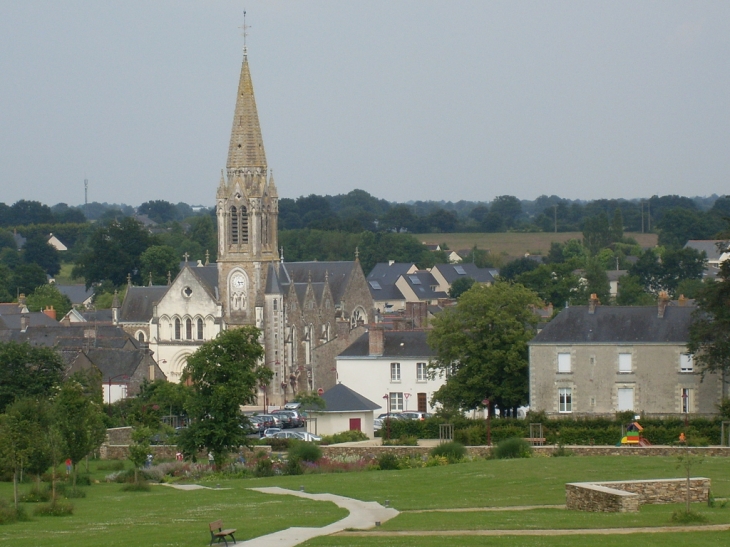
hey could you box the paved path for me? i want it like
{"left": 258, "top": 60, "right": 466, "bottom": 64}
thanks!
{"left": 337, "top": 524, "right": 730, "bottom": 537}
{"left": 240, "top": 487, "right": 398, "bottom": 547}
{"left": 402, "top": 504, "right": 565, "bottom": 513}
{"left": 155, "top": 483, "right": 231, "bottom": 491}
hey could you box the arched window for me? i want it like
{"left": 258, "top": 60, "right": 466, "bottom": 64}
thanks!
{"left": 185, "top": 318, "right": 192, "bottom": 340}
{"left": 174, "top": 318, "right": 181, "bottom": 340}
{"left": 197, "top": 318, "right": 204, "bottom": 340}
{"left": 137, "top": 332, "right": 145, "bottom": 343}
{"left": 230, "top": 206, "right": 239, "bottom": 244}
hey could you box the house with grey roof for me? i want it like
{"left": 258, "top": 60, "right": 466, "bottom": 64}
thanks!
{"left": 303, "top": 383, "right": 381, "bottom": 438}
{"left": 366, "top": 262, "right": 418, "bottom": 312}
{"left": 529, "top": 295, "right": 727, "bottom": 418}
{"left": 429, "top": 263, "right": 497, "bottom": 294}
{"left": 55, "top": 284, "right": 94, "bottom": 308}
{"left": 337, "top": 326, "right": 441, "bottom": 417}
{"left": 684, "top": 240, "right": 729, "bottom": 280}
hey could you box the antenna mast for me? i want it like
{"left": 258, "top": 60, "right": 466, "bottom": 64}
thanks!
{"left": 84, "top": 178, "right": 89, "bottom": 218}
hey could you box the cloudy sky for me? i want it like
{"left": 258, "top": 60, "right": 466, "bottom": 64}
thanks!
{"left": 1, "top": 1, "right": 729, "bottom": 207}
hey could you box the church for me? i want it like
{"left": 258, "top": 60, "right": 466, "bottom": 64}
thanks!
{"left": 115, "top": 45, "right": 374, "bottom": 406}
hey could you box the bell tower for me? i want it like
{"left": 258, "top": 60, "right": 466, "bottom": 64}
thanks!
{"left": 217, "top": 46, "right": 279, "bottom": 327}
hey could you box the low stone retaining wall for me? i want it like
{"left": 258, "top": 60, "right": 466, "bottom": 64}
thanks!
{"left": 100, "top": 444, "right": 270, "bottom": 460}
{"left": 566, "top": 478, "right": 711, "bottom": 513}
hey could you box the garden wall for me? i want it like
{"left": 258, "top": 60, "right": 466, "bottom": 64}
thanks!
{"left": 566, "top": 478, "right": 711, "bottom": 512}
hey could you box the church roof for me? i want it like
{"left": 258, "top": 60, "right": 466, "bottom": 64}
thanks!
{"left": 265, "top": 263, "right": 283, "bottom": 295}
{"left": 227, "top": 53, "right": 267, "bottom": 170}
{"left": 280, "top": 261, "right": 356, "bottom": 303}
{"left": 187, "top": 264, "right": 219, "bottom": 300}
{"left": 78, "top": 347, "right": 148, "bottom": 382}
{"left": 0, "top": 324, "right": 138, "bottom": 349}
{"left": 119, "top": 286, "right": 168, "bottom": 323}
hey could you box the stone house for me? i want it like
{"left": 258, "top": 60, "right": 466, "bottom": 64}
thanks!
{"left": 529, "top": 295, "right": 727, "bottom": 418}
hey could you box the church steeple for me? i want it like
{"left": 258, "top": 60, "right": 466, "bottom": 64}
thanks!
{"left": 227, "top": 52, "right": 267, "bottom": 172}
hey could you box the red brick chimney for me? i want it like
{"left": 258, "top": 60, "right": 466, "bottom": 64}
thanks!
{"left": 368, "top": 324, "right": 384, "bottom": 356}
{"left": 43, "top": 305, "right": 56, "bottom": 320}
{"left": 406, "top": 301, "right": 428, "bottom": 329}
{"left": 588, "top": 293, "right": 600, "bottom": 314}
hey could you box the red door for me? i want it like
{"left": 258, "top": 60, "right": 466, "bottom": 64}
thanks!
{"left": 349, "top": 418, "right": 361, "bottom": 431}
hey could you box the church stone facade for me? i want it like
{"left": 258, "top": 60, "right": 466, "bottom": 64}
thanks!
{"left": 116, "top": 48, "right": 374, "bottom": 406}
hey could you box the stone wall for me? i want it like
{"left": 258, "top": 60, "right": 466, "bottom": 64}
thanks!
{"left": 106, "top": 427, "right": 133, "bottom": 445}
{"left": 100, "top": 443, "right": 271, "bottom": 460}
{"left": 566, "top": 478, "right": 710, "bottom": 512}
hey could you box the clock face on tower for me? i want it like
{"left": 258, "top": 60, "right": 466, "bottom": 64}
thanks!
{"left": 231, "top": 274, "right": 246, "bottom": 289}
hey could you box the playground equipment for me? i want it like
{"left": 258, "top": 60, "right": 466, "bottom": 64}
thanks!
{"left": 617, "top": 421, "right": 652, "bottom": 447}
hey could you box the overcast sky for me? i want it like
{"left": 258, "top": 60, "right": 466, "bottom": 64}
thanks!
{"left": 1, "top": 1, "right": 729, "bottom": 207}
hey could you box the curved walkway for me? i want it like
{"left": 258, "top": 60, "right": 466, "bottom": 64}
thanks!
{"left": 240, "top": 487, "right": 398, "bottom": 547}
{"left": 337, "top": 524, "right": 730, "bottom": 536}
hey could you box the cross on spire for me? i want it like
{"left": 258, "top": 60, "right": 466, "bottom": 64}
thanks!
{"left": 205, "top": 249, "right": 210, "bottom": 266}
{"left": 239, "top": 10, "right": 250, "bottom": 55}
{"left": 354, "top": 247, "right": 360, "bottom": 261}
{"left": 183, "top": 252, "right": 189, "bottom": 263}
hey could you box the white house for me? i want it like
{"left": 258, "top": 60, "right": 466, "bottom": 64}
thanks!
{"left": 337, "top": 326, "right": 443, "bottom": 414}
{"left": 303, "top": 383, "right": 381, "bottom": 438}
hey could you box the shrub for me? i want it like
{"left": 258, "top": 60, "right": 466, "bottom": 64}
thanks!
{"left": 267, "top": 438, "right": 290, "bottom": 451}
{"left": 320, "top": 430, "right": 369, "bottom": 444}
{"left": 20, "top": 485, "right": 52, "bottom": 503}
{"left": 552, "top": 443, "right": 573, "bottom": 457}
{"left": 120, "top": 482, "right": 152, "bottom": 492}
{"left": 96, "top": 461, "right": 125, "bottom": 471}
{"left": 33, "top": 500, "right": 74, "bottom": 516}
{"left": 377, "top": 452, "right": 400, "bottom": 470}
{"left": 74, "top": 474, "right": 92, "bottom": 486}
{"left": 55, "top": 484, "right": 87, "bottom": 498}
{"left": 430, "top": 441, "right": 466, "bottom": 463}
{"left": 288, "top": 441, "right": 322, "bottom": 464}
{"left": 254, "top": 457, "right": 275, "bottom": 477}
{"left": 0, "top": 500, "right": 29, "bottom": 524}
{"left": 492, "top": 438, "right": 532, "bottom": 459}
{"left": 284, "top": 458, "right": 303, "bottom": 476}
{"left": 382, "top": 436, "right": 418, "bottom": 446}
{"left": 454, "top": 425, "right": 485, "bottom": 446}
{"left": 670, "top": 510, "right": 708, "bottom": 524}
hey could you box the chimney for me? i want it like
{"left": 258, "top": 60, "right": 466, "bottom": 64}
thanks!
{"left": 43, "top": 305, "right": 56, "bottom": 320}
{"left": 406, "top": 301, "right": 428, "bottom": 329}
{"left": 18, "top": 293, "right": 26, "bottom": 309}
{"left": 369, "top": 324, "right": 385, "bottom": 356}
{"left": 392, "top": 317, "right": 406, "bottom": 331}
{"left": 657, "top": 291, "right": 670, "bottom": 318}
{"left": 20, "top": 306, "right": 29, "bottom": 332}
{"left": 112, "top": 290, "right": 120, "bottom": 325}
{"left": 678, "top": 294, "right": 688, "bottom": 306}
{"left": 588, "top": 293, "right": 600, "bottom": 314}
{"left": 388, "top": 260, "right": 395, "bottom": 266}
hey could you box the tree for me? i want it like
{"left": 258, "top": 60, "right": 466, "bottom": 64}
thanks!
{"left": 139, "top": 245, "right": 179, "bottom": 285}
{"left": 23, "top": 234, "right": 60, "bottom": 276}
{"left": 499, "top": 257, "right": 539, "bottom": 280}
{"left": 9, "top": 200, "right": 54, "bottom": 225}
{"left": 582, "top": 213, "right": 611, "bottom": 254}
{"left": 127, "top": 426, "right": 152, "bottom": 485}
{"left": 687, "top": 244, "right": 730, "bottom": 376}
{"left": 610, "top": 209, "right": 624, "bottom": 242}
{"left": 178, "top": 327, "right": 272, "bottom": 467}
{"left": 427, "top": 282, "right": 542, "bottom": 414}
{"left": 580, "top": 256, "right": 610, "bottom": 304}
{"left": 10, "top": 263, "right": 48, "bottom": 296}
{"left": 0, "top": 399, "right": 41, "bottom": 507}
{"left": 490, "top": 196, "right": 522, "bottom": 229}
{"left": 616, "top": 274, "right": 656, "bottom": 305}
{"left": 55, "top": 373, "right": 107, "bottom": 487}
{"left": 448, "top": 277, "right": 476, "bottom": 298}
{"left": 26, "top": 283, "right": 72, "bottom": 318}
{"left": 380, "top": 205, "right": 416, "bottom": 233}
{"left": 73, "top": 217, "right": 156, "bottom": 288}
{"left": 0, "top": 341, "right": 65, "bottom": 413}
{"left": 138, "top": 200, "right": 180, "bottom": 224}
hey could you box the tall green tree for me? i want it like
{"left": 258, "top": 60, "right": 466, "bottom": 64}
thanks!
{"left": 22, "top": 233, "right": 61, "bottom": 276}
{"left": 139, "top": 245, "right": 180, "bottom": 285}
{"left": 0, "top": 402, "right": 38, "bottom": 507}
{"left": 178, "top": 327, "right": 272, "bottom": 467}
{"left": 73, "top": 217, "right": 156, "bottom": 288}
{"left": 26, "top": 283, "right": 72, "bottom": 318}
{"left": 55, "top": 373, "right": 106, "bottom": 487}
{"left": 0, "top": 341, "right": 65, "bottom": 413}
{"left": 427, "top": 282, "right": 542, "bottom": 415}
{"left": 687, "top": 244, "right": 730, "bottom": 376}
{"left": 582, "top": 213, "right": 611, "bottom": 254}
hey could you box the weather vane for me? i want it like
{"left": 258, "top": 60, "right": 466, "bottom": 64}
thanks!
{"left": 239, "top": 10, "right": 250, "bottom": 54}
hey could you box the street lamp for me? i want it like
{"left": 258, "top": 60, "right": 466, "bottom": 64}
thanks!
{"left": 482, "top": 398, "right": 491, "bottom": 446}
{"left": 382, "top": 394, "right": 391, "bottom": 441}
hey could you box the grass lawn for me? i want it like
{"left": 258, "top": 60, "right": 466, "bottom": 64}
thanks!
{"left": 1, "top": 456, "right": 729, "bottom": 546}
{"left": 414, "top": 232, "right": 658, "bottom": 260}
{"left": 54, "top": 262, "right": 79, "bottom": 285}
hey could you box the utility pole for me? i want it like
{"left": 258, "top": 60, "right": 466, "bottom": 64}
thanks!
{"left": 553, "top": 204, "right": 558, "bottom": 233}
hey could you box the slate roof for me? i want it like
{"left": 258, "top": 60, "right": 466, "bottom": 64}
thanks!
{"left": 684, "top": 240, "right": 727, "bottom": 262}
{"left": 81, "top": 348, "right": 146, "bottom": 382}
{"left": 606, "top": 270, "right": 628, "bottom": 282}
{"left": 305, "top": 383, "right": 381, "bottom": 412}
{"left": 431, "top": 263, "right": 497, "bottom": 284}
{"left": 82, "top": 309, "right": 114, "bottom": 323}
{"left": 119, "top": 286, "right": 169, "bottom": 322}
{"left": 530, "top": 305, "right": 696, "bottom": 345}
{"left": 366, "top": 263, "right": 410, "bottom": 301}
{"left": 265, "top": 263, "right": 283, "bottom": 294}
{"left": 274, "top": 261, "right": 356, "bottom": 303}
{"left": 338, "top": 330, "right": 435, "bottom": 358}
{"left": 400, "top": 271, "right": 448, "bottom": 300}
{"left": 0, "top": 312, "right": 59, "bottom": 329}
{"left": 187, "top": 264, "right": 219, "bottom": 300}
{"left": 0, "top": 325, "right": 138, "bottom": 348}
{"left": 55, "top": 284, "right": 94, "bottom": 305}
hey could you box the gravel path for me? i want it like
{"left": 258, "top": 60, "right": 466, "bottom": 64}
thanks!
{"left": 337, "top": 524, "right": 730, "bottom": 536}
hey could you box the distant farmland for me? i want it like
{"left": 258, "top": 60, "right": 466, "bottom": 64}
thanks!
{"left": 415, "top": 232, "right": 658, "bottom": 262}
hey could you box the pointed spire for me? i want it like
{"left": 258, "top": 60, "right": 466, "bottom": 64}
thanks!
{"left": 355, "top": 247, "right": 360, "bottom": 261}
{"left": 218, "top": 169, "right": 226, "bottom": 190}
{"left": 148, "top": 272, "right": 153, "bottom": 286}
{"left": 227, "top": 49, "right": 267, "bottom": 171}
{"left": 112, "top": 290, "right": 120, "bottom": 309}
{"left": 167, "top": 271, "right": 172, "bottom": 286}
{"left": 280, "top": 246, "right": 284, "bottom": 263}
{"left": 267, "top": 169, "right": 278, "bottom": 198}
{"left": 205, "top": 249, "right": 210, "bottom": 266}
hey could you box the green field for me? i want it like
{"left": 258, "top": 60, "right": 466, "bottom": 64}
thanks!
{"left": 1, "top": 456, "right": 728, "bottom": 546}
{"left": 415, "top": 232, "right": 658, "bottom": 260}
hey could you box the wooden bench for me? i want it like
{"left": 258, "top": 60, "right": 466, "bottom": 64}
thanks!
{"left": 525, "top": 437, "right": 546, "bottom": 446}
{"left": 209, "top": 520, "right": 237, "bottom": 546}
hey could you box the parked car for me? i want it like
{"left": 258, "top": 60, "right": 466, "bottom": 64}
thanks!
{"left": 257, "top": 415, "right": 281, "bottom": 429}
{"left": 297, "top": 431, "right": 321, "bottom": 442}
{"left": 400, "top": 411, "right": 433, "bottom": 421}
{"left": 377, "top": 413, "right": 405, "bottom": 420}
{"left": 271, "top": 431, "right": 303, "bottom": 439}
{"left": 271, "top": 411, "right": 293, "bottom": 428}
{"left": 262, "top": 428, "right": 282, "bottom": 438}
{"left": 272, "top": 410, "right": 305, "bottom": 428}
